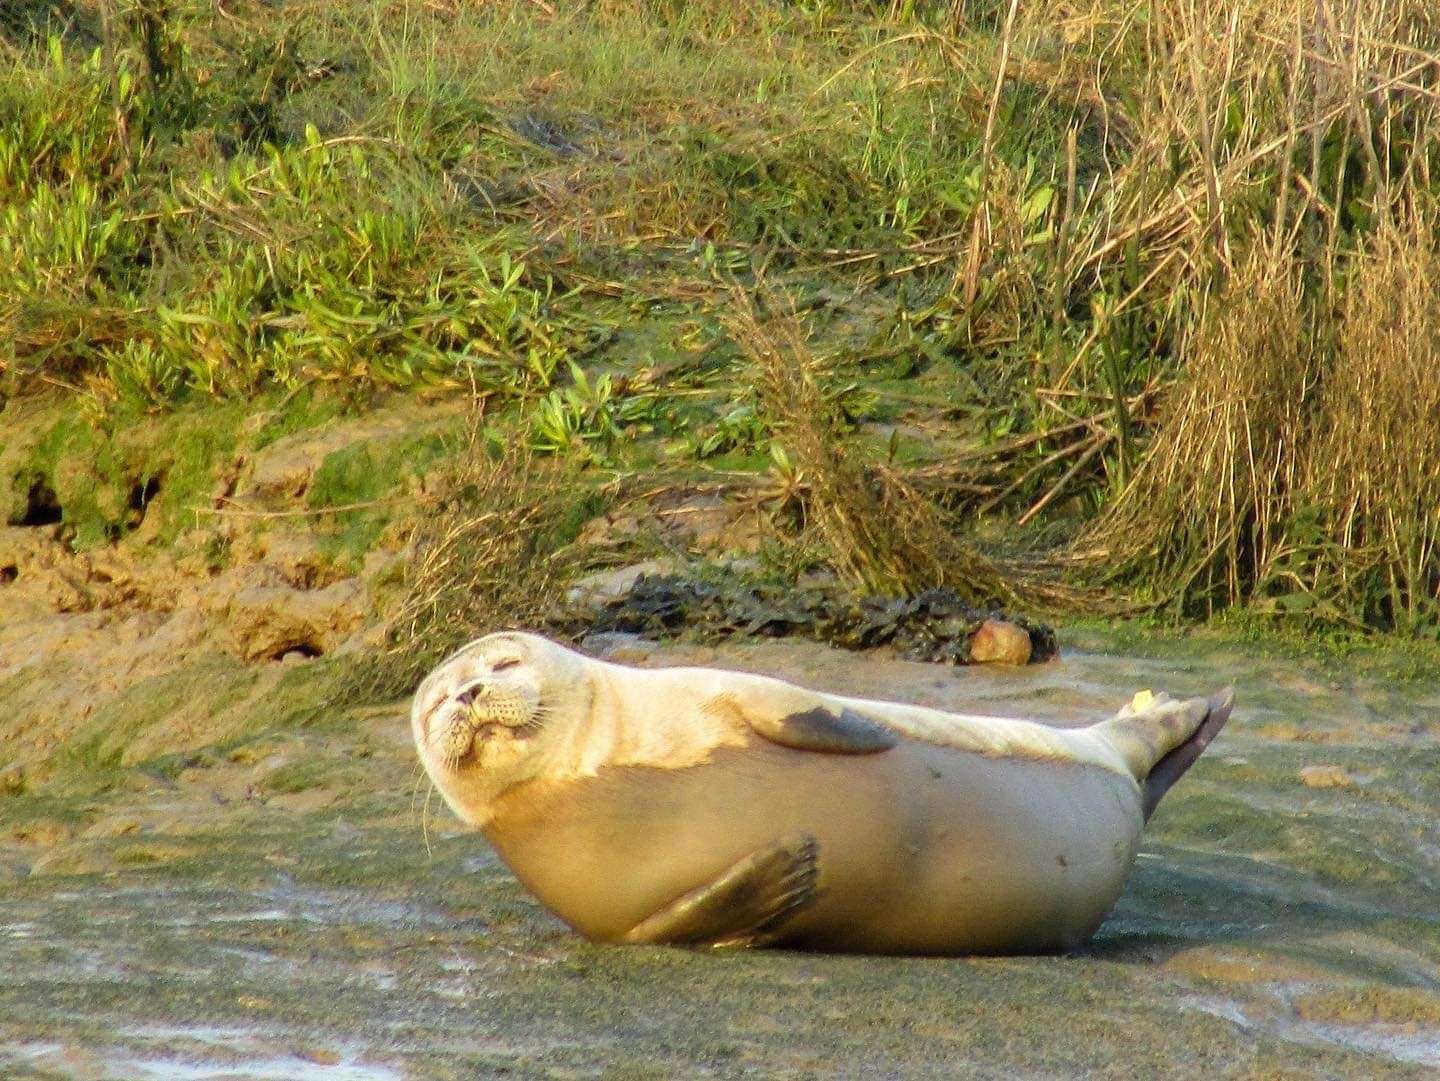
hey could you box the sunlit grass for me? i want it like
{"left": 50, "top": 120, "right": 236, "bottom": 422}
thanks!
{"left": 2, "top": 0, "right": 1438, "bottom": 632}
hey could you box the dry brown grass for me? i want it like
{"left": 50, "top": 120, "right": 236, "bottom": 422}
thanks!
{"left": 365, "top": 416, "right": 592, "bottom": 696}
{"left": 1052, "top": 0, "right": 1440, "bottom": 627}
{"left": 1080, "top": 237, "right": 1317, "bottom": 612}
{"left": 729, "top": 291, "right": 1080, "bottom": 608}
{"left": 1305, "top": 210, "right": 1440, "bottom": 630}
{"left": 1082, "top": 203, "right": 1440, "bottom": 629}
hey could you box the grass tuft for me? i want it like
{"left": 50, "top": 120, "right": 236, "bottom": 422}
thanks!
{"left": 732, "top": 291, "right": 1066, "bottom": 607}
{"left": 364, "top": 411, "right": 598, "bottom": 697}
{"left": 1081, "top": 237, "right": 1316, "bottom": 615}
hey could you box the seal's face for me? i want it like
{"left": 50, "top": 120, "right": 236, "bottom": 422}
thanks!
{"left": 411, "top": 631, "right": 590, "bottom": 824}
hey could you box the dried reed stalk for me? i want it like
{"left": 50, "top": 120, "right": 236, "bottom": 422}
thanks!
{"left": 730, "top": 291, "right": 1081, "bottom": 608}
{"left": 370, "top": 417, "right": 587, "bottom": 693}
{"left": 1078, "top": 235, "right": 1316, "bottom": 612}
{"left": 1304, "top": 210, "right": 1440, "bottom": 628}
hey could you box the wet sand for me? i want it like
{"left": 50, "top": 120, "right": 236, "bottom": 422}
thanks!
{"left": 2, "top": 632, "right": 1437, "bottom": 1079}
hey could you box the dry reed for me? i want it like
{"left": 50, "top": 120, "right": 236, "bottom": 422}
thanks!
{"left": 729, "top": 291, "right": 1076, "bottom": 607}
{"left": 366, "top": 417, "right": 590, "bottom": 695}
{"left": 1079, "top": 236, "right": 1316, "bottom": 612}
{"left": 1305, "top": 210, "right": 1440, "bottom": 630}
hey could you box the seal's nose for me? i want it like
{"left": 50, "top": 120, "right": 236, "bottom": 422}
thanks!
{"left": 454, "top": 680, "right": 485, "bottom": 707}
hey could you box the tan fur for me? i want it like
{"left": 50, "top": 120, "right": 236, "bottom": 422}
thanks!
{"left": 412, "top": 633, "right": 1211, "bottom": 826}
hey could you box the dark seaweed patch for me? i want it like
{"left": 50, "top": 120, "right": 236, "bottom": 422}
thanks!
{"left": 572, "top": 573, "right": 1057, "bottom": 665}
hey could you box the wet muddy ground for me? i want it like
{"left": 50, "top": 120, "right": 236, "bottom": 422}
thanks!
{"left": 2, "top": 632, "right": 1438, "bottom": 1079}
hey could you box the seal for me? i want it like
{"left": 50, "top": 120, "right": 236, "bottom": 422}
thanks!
{"left": 412, "top": 632, "right": 1234, "bottom": 955}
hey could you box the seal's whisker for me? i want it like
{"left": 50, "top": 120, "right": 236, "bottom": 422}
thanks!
{"left": 422, "top": 780, "right": 436, "bottom": 858}
{"left": 408, "top": 759, "right": 427, "bottom": 820}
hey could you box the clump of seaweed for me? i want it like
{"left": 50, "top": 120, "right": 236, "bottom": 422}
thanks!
{"left": 573, "top": 572, "right": 1057, "bottom": 666}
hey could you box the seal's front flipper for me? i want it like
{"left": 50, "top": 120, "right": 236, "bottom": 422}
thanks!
{"left": 620, "top": 835, "right": 821, "bottom": 948}
{"left": 708, "top": 686, "right": 897, "bottom": 755}
{"left": 751, "top": 704, "right": 897, "bottom": 754}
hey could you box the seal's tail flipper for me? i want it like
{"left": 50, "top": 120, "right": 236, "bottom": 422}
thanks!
{"left": 1095, "top": 688, "right": 1235, "bottom": 820}
{"left": 1139, "top": 689, "right": 1234, "bottom": 819}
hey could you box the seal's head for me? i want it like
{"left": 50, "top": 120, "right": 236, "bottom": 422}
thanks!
{"left": 411, "top": 631, "right": 593, "bottom": 825}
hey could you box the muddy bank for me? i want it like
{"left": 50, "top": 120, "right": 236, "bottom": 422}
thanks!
{"left": 2, "top": 632, "right": 1438, "bottom": 1079}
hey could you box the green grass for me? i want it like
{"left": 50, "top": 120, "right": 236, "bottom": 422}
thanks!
{"left": 3, "top": 0, "right": 1439, "bottom": 634}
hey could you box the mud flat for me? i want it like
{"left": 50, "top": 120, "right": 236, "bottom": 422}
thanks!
{"left": 1, "top": 631, "right": 1438, "bottom": 1079}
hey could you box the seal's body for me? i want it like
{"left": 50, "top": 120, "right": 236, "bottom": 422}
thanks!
{"left": 412, "top": 633, "right": 1233, "bottom": 956}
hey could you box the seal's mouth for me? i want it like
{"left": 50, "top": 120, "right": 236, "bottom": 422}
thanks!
{"left": 470, "top": 716, "right": 541, "bottom": 744}
{"left": 430, "top": 707, "right": 542, "bottom": 769}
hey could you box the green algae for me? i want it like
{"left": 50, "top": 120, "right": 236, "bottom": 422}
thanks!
{"left": 0, "top": 389, "right": 458, "bottom": 560}
{"left": 60, "top": 655, "right": 259, "bottom": 773}
{"left": 305, "top": 428, "right": 455, "bottom": 565}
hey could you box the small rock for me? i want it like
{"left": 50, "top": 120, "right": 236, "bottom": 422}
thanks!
{"left": 968, "top": 619, "right": 1032, "bottom": 666}
{"left": 1299, "top": 764, "right": 1356, "bottom": 789}
{"left": 0, "top": 763, "right": 25, "bottom": 795}
{"left": 566, "top": 560, "right": 679, "bottom": 611}
{"left": 295, "top": 1048, "right": 343, "bottom": 1067}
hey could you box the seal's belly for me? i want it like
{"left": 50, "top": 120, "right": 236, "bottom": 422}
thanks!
{"left": 485, "top": 741, "right": 1143, "bottom": 955}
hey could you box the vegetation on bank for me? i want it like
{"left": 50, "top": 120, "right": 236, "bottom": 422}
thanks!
{"left": 2, "top": 0, "right": 1439, "bottom": 638}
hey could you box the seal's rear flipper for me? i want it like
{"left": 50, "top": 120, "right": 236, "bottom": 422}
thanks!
{"left": 1141, "top": 688, "right": 1235, "bottom": 820}
{"left": 619, "top": 835, "right": 820, "bottom": 948}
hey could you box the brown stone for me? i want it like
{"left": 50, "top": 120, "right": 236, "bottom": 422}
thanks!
{"left": 968, "top": 619, "right": 1032, "bottom": 666}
